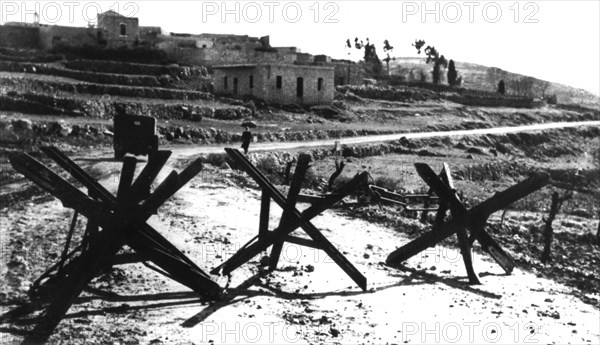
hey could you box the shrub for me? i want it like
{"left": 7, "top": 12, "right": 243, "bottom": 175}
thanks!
{"left": 202, "top": 153, "right": 230, "bottom": 167}
{"left": 373, "top": 175, "right": 403, "bottom": 192}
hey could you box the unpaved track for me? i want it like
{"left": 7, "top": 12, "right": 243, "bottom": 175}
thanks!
{"left": 164, "top": 120, "right": 600, "bottom": 158}
{"left": 1, "top": 121, "right": 598, "bottom": 344}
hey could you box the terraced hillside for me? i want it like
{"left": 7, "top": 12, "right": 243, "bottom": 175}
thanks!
{"left": 389, "top": 57, "right": 600, "bottom": 107}
{"left": 1, "top": 48, "right": 598, "bottom": 157}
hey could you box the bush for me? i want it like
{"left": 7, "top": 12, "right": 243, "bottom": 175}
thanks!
{"left": 202, "top": 153, "right": 231, "bottom": 167}
{"left": 373, "top": 175, "right": 403, "bottom": 192}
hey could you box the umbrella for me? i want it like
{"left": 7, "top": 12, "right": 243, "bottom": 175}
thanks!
{"left": 241, "top": 121, "right": 257, "bottom": 128}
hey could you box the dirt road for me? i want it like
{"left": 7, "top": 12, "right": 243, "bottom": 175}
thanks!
{"left": 164, "top": 120, "right": 600, "bottom": 158}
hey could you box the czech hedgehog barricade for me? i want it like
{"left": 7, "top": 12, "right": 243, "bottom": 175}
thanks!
{"left": 386, "top": 163, "right": 550, "bottom": 284}
{"left": 211, "top": 148, "right": 370, "bottom": 291}
{"left": 5, "top": 146, "right": 551, "bottom": 343}
{"left": 8, "top": 146, "right": 222, "bottom": 342}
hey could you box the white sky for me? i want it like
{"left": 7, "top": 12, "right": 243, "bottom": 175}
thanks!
{"left": 2, "top": 1, "right": 599, "bottom": 95}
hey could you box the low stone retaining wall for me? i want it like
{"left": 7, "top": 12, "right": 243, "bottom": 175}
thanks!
{"left": 0, "top": 75, "right": 213, "bottom": 101}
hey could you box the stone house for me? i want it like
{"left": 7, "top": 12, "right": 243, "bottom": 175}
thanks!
{"left": 212, "top": 63, "right": 334, "bottom": 105}
{"left": 97, "top": 10, "right": 139, "bottom": 47}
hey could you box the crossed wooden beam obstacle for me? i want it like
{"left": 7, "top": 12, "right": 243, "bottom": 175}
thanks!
{"left": 9, "top": 146, "right": 221, "bottom": 341}
{"left": 211, "top": 148, "right": 370, "bottom": 291}
{"left": 386, "top": 162, "right": 550, "bottom": 284}
{"left": 7, "top": 146, "right": 550, "bottom": 341}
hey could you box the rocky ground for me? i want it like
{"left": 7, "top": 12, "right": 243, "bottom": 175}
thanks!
{"left": 0, "top": 50, "right": 599, "bottom": 344}
{"left": 0, "top": 124, "right": 598, "bottom": 344}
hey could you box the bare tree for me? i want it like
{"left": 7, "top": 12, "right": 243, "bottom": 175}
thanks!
{"left": 383, "top": 39, "right": 394, "bottom": 76}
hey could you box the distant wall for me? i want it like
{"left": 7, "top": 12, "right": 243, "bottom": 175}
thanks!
{"left": 158, "top": 38, "right": 297, "bottom": 66}
{"left": 447, "top": 95, "right": 545, "bottom": 108}
{"left": 63, "top": 59, "right": 192, "bottom": 77}
{"left": 138, "top": 26, "right": 162, "bottom": 46}
{"left": 39, "top": 25, "right": 97, "bottom": 49}
{"left": 0, "top": 25, "right": 39, "bottom": 48}
{"left": 332, "top": 61, "right": 365, "bottom": 85}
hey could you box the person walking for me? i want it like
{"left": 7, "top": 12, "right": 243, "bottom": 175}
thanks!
{"left": 241, "top": 126, "right": 252, "bottom": 154}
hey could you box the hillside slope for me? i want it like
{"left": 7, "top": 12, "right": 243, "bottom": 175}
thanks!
{"left": 389, "top": 57, "right": 599, "bottom": 106}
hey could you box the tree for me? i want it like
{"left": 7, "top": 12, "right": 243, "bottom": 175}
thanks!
{"left": 428, "top": 51, "right": 447, "bottom": 84}
{"left": 346, "top": 37, "right": 384, "bottom": 77}
{"left": 486, "top": 67, "right": 508, "bottom": 91}
{"left": 383, "top": 39, "right": 394, "bottom": 76}
{"left": 447, "top": 59, "right": 458, "bottom": 86}
{"left": 413, "top": 40, "right": 447, "bottom": 84}
{"left": 498, "top": 80, "right": 506, "bottom": 95}
{"left": 412, "top": 39, "right": 426, "bottom": 54}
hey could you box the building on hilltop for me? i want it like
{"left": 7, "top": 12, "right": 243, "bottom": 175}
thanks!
{"left": 212, "top": 63, "right": 334, "bottom": 106}
{"left": 97, "top": 10, "right": 139, "bottom": 48}
{"left": 0, "top": 11, "right": 366, "bottom": 88}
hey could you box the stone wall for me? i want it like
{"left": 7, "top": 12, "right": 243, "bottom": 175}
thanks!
{"left": 1, "top": 92, "right": 250, "bottom": 120}
{"left": 214, "top": 64, "right": 334, "bottom": 105}
{"left": 0, "top": 60, "right": 162, "bottom": 87}
{"left": 97, "top": 13, "right": 139, "bottom": 47}
{"left": 38, "top": 25, "right": 98, "bottom": 49}
{"left": 332, "top": 61, "right": 365, "bottom": 86}
{"left": 258, "top": 64, "right": 334, "bottom": 105}
{"left": 0, "top": 75, "right": 213, "bottom": 101}
{"left": 0, "top": 25, "right": 39, "bottom": 48}
{"left": 447, "top": 95, "right": 545, "bottom": 108}
{"left": 158, "top": 40, "right": 297, "bottom": 67}
{"left": 64, "top": 59, "right": 195, "bottom": 77}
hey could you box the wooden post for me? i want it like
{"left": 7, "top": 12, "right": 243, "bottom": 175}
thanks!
{"left": 326, "top": 160, "right": 345, "bottom": 192}
{"left": 597, "top": 210, "right": 600, "bottom": 242}
{"left": 541, "top": 191, "right": 572, "bottom": 263}
{"left": 259, "top": 189, "right": 270, "bottom": 238}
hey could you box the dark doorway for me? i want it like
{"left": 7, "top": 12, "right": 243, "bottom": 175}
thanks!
{"left": 296, "top": 77, "right": 304, "bottom": 97}
{"left": 233, "top": 78, "right": 239, "bottom": 95}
